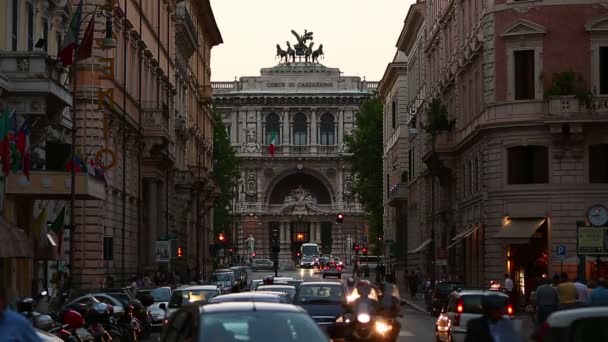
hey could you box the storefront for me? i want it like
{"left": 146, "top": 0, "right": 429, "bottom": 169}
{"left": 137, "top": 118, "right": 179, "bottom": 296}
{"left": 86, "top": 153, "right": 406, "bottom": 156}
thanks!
{"left": 0, "top": 218, "right": 34, "bottom": 300}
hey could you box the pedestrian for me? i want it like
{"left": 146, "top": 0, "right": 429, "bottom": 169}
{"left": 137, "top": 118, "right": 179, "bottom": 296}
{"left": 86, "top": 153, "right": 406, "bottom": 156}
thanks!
{"left": 130, "top": 275, "right": 138, "bottom": 290}
{"left": 409, "top": 270, "right": 418, "bottom": 298}
{"left": 556, "top": 272, "right": 577, "bottom": 309}
{"left": 415, "top": 267, "right": 423, "bottom": 292}
{"left": 143, "top": 272, "right": 153, "bottom": 287}
{"left": 0, "top": 287, "right": 41, "bottom": 341}
{"left": 573, "top": 277, "right": 588, "bottom": 304}
{"left": 589, "top": 278, "right": 608, "bottom": 306}
{"left": 504, "top": 273, "right": 515, "bottom": 305}
{"left": 533, "top": 277, "right": 559, "bottom": 325}
{"left": 464, "top": 295, "right": 521, "bottom": 342}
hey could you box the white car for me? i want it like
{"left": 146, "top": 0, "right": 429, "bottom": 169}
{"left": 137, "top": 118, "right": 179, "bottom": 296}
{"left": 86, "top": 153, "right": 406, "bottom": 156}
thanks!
{"left": 251, "top": 259, "right": 275, "bottom": 271}
{"left": 162, "top": 285, "right": 221, "bottom": 323}
{"left": 435, "top": 289, "right": 517, "bottom": 342}
{"left": 534, "top": 306, "right": 608, "bottom": 341}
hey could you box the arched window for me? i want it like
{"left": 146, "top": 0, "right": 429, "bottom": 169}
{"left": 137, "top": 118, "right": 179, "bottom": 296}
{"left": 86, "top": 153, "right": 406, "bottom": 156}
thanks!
{"left": 320, "top": 113, "right": 335, "bottom": 145}
{"left": 265, "top": 113, "right": 280, "bottom": 144}
{"left": 293, "top": 113, "right": 307, "bottom": 145}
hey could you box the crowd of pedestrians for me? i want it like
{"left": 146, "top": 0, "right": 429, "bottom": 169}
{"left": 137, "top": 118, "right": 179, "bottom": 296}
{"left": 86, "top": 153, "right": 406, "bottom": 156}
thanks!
{"left": 531, "top": 272, "right": 608, "bottom": 325}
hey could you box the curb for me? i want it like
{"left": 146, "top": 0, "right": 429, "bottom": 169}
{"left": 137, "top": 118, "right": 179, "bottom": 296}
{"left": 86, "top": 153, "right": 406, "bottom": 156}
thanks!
{"left": 400, "top": 297, "right": 429, "bottom": 313}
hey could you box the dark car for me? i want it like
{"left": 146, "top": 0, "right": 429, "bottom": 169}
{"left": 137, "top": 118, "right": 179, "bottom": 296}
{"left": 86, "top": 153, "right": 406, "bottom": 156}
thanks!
{"left": 293, "top": 282, "right": 346, "bottom": 330}
{"left": 230, "top": 266, "right": 248, "bottom": 289}
{"left": 161, "top": 302, "right": 330, "bottom": 341}
{"left": 256, "top": 285, "right": 296, "bottom": 302}
{"left": 428, "top": 281, "right": 464, "bottom": 316}
{"left": 208, "top": 292, "right": 287, "bottom": 304}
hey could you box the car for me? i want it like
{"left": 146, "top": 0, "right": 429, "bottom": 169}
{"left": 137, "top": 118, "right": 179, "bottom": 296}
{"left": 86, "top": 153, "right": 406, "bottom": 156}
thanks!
{"left": 161, "top": 302, "right": 330, "bottom": 341}
{"left": 435, "top": 289, "right": 516, "bottom": 342}
{"left": 299, "top": 256, "right": 314, "bottom": 269}
{"left": 256, "top": 285, "right": 296, "bottom": 302}
{"left": 65, "top": 294, "right": 125, "bottom": 319}
{"left": 534, "top": 306, "right": 608, "bottom": 342}
{"left": 163, "top": 285, "right": 221, "bottom": 322}
{"left": 230, "top": 266, "right": 248, "bottom": 289}
{"left": 322, "top": 261, "right": 342, "bottom": 279}
{"left": 275, "top": 279, "right": 304, "bottom": 290}
{"left": 136, "top": 287, "right": 172, "bottom": 328}
{"left": 293, "top": 281, "right": 347, "bottom": 330}
{"left": 251, "top": 259, "right": 275, "bottom": 271}
{"left": 210, "top": 270, "right": 238, "bottom": 293}
{"left": 428, "top": 281, "right": 465, "bottom": 316}
{"left": 249, "top": 276, "right": 296, "bottom": 291}
{"left": 208, "top": 292, "right": 288, "bottom": 304}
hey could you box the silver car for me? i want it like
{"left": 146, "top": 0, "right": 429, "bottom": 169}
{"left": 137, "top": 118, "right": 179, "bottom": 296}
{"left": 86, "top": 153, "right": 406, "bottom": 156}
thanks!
{"left": 162, "top": 285, "right": 221, "bottom": 322}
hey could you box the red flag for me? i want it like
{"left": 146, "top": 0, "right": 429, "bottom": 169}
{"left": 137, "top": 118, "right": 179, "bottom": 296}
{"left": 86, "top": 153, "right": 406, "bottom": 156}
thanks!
{"left": 17, "top": 118, "right": 31, "bottom": 179}
{"left": 75, "top": 17, "right": 95, "bottom": 62}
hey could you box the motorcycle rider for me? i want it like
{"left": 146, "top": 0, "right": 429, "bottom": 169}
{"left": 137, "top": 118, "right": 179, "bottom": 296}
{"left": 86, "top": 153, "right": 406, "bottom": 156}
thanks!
{"left": 346, "top": 277, "right": 357, "bottom": 294}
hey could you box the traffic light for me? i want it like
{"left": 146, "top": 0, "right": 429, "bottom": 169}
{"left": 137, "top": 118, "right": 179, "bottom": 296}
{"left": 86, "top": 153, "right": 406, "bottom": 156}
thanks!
{"left": 229, "top": 247, "right": 234, "bottom": 254}
{"left": 177, "top": 247, "right": 183, "bottom": 257}
{"left": 362, "top": 247, "right": 368, "bottom": 255}
{"left": 296, "top": 251, "right": 301, "bottom": 257}
{"left": 336, "top": 213, "right": 344, "bottom": 223}
{"left": 218, "top": 233, "right": 225, "bottom": 242}
{"left": 354, "top": 245, "right": 360, "bottom": 254}
{"left": 251, "top": 252, "right": 256, "bottom": 258}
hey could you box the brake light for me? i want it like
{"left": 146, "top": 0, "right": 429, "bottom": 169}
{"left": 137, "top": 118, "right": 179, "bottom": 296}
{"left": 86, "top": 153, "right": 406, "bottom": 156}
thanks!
{"left": 506, "top": 304, "right": 514, "bottom": 316}
{"left": 456, "top": 303, "right": 463, "bottom": 314}
{"left": 454, "top": 298, "right": 463, "bottom": 326}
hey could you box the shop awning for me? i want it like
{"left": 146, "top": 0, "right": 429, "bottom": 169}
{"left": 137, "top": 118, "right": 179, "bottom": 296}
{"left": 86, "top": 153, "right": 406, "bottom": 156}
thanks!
{"left": 0, "top": 219, "right": 33, "bottom": 258}
{"left": 408, "top": 238, "right": 432, "bottom": 254}
{"left": 448, "top": 224, "right": 482, "bottom": 249}
{"left": 494, "top": 218, "right": 546, "bottom": 239}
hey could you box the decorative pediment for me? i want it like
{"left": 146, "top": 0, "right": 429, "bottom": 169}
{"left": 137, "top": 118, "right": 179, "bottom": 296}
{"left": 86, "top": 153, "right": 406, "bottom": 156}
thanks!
{"left": 585, "top": 16, "right": 608, "bottom": 32}
{"left": 501, "top": 19, "right": 547, "bottom": 38}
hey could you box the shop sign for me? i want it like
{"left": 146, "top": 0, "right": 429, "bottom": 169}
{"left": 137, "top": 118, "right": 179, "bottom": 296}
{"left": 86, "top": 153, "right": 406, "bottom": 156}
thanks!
{"left": 577, "top": 226, "right": 608, "bottom": 255}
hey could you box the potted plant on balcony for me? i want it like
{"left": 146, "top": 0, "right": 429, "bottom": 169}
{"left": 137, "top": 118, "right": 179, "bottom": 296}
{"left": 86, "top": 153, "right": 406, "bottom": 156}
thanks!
{"left": 546, "top": 71, "right": 593, "bottom": 113}
{"left": 422, "top": 98, "right": 456, "bottom": 136}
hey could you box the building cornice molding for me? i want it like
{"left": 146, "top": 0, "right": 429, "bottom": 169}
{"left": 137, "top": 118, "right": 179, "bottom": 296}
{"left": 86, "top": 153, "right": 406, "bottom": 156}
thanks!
{"left": 500, "top": 19, "right": 547, "bottom": 38}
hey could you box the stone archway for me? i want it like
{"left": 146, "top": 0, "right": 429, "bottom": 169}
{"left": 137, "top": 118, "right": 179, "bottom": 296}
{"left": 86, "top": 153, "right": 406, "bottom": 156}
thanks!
{"left": 264, "top": 167, "right": 336, "bottom": 205}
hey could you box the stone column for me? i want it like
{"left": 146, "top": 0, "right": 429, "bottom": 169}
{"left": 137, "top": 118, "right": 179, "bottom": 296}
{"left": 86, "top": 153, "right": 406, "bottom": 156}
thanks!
{"left": 315, "top": 223, "right": 322, "bottom": 243}
{"left": 310, "top": 109, "right": 317, "bottom": 153}
{"left": 256, "top": 168, "right": 263, "bottom": 208}
{"left": 338, "top": 109, "right": 344, "bottom": 145}
{"left": 256, "top": 108, "right": 262, "bottom": 144}
{"left": 146, "top": 179, "right": 158, "bottom": 265}
{"left": 280, "top": 222, "right": 286, "bottom": 243}
{"left": 282, "top": 109, "right": 290, "bottom": 145}
{"left": 231, "top": 109, "right": 237, "bottom": 142}
{"left": 285, "top": 222, "right": 291, "bottom": 245}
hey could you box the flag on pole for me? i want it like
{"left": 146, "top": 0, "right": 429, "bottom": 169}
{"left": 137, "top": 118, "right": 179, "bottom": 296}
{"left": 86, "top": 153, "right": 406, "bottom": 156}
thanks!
{"left": 268, "top": 130, "right": 277, "bottom": 156}
{"left": 0, "top": 108, "right": 10, "bottom": 175}
{"left": 49, "top": 206, "right": 66, "bottom": 236}
{"left": 8, "top": 110, "right": 20, "bottom": 173}
{"left": 75, "top": 16, "right": 95, "bottom": 62}
{"left": 58, "top": 0, "right": 84, "bottom": 66}
{"left": 32, "top": 206, "right": 48, "bottom": 246}
{"left": 17, "top": 117, "right": 31, "bottom": 179}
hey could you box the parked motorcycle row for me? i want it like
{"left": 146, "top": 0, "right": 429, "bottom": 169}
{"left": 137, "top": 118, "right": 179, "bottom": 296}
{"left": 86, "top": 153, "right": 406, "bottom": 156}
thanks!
{"left": 14, "top": 289, "right": 156, "bottom": 341}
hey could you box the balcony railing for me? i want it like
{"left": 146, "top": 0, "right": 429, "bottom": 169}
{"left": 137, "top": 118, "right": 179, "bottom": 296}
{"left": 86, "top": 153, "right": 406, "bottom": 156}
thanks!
{"left": 142, "top": 102, "right": 170, "bottom": 139}
{"left": 6, "top": 171, "right": 106, "bottom": 200}
{"left": 547, "top": 95, "right": 608, "bottom": 117}
{"left": 175, "top": 3, "right": 198, "bottom": 58}
{"left": 388, "top": 183, "right": 408, "bottom": 206}
{"left": 253, "top": 144, "right": 341, "bottom": 157}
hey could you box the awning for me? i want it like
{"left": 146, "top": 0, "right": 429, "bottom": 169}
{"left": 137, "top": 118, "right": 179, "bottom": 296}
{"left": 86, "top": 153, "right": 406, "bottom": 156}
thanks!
{"left": 448, "top": 224, "right": 482, "bottom": 249}
{"left": 494, "top": 218, "right": 546, "bottom": 239}
{"left": 0, "top": 219, "right": 33, "bottom": 258}
{"left": 408, "top": 238, "right": 432, "bottom": 254}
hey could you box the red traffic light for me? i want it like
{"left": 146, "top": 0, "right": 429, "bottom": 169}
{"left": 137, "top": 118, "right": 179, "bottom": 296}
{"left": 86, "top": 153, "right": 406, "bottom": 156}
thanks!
{"left": 218, "top": 233, "right": 225, "bottom": 242}
{"left": 229, "top": 248, "right": 234, "bottom": 253}
{"left": 362, "top": 247, "right": 368, "bottom": 254}
{"left": 251, "top": 252, "right": 256, "bottom": 257}
{"left": 336, "top": 213, "right": 344, "bottom": 223}
{"left": 354, "top": 245, "right": 360, "bottom": 251}
{"left": 177, "top": 247, "right": 183, "bottom": 257}
{"left": 296, "top": 252, "right": 301, "bottom": 257}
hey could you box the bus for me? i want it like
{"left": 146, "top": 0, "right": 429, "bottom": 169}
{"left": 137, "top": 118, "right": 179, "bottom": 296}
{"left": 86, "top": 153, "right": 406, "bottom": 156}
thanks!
{"left": 300, "top": 243, "right": 320, "bottom": 257}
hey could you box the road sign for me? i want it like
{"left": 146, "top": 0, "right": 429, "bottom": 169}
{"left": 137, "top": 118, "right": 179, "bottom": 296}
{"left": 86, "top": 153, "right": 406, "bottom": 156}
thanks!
{"left": 361, "top": 235, "right": 367, "bottom": 242}
{"left": 556, "top": 245, "right": 567, "bottom": 257}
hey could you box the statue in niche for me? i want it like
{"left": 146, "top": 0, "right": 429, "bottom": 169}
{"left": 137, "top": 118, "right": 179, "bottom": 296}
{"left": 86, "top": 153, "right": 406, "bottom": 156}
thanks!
{"left": 241, "top": 128, "right": 261, "bottom": 153}
{"left": 245, "top": 234, "right": 255, "bottom": 254}
{"left": 280, "top": 186, "right": 324, "bottom": 214}
{"left": 344, "top": 172, "right": 353, "bottom": 197}
{"left": 246, "top": 173, "right": 257, "bottom": 200}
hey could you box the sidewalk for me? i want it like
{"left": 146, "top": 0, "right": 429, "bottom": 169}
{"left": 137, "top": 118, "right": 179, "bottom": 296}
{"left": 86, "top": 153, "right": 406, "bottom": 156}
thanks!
{"left": 396, "top": 282, "right": 429, "bottom": 313}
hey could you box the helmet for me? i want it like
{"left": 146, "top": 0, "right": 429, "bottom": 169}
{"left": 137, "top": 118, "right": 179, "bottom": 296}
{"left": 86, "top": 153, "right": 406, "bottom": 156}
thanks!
{"left": 347, "top": 278, "right": 356, "bottom": 287}
{"left": 263, "top": 276, "right": 274, "bottom": 285}
{"left": 33, "top": 315, "right": 56, "bottom": 331}
{"left": 16, "top": 297, "right": 37, "bottom": 313}
{"left": 88, "top": 303, "right": 113, "bottom": 322}
{"left": 63, "top": 310, "right": 85, "bottom": 329}
{"left": 130, "top": 299, "right": 143, "bottom": 312}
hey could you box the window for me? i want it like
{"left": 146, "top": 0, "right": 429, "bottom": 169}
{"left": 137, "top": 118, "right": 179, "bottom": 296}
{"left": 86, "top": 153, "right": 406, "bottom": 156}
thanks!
{"left": 589, "top": 144, "right": 608, "bottom": 183}
{"left": 265, "top": 113, "right": 280, "bottom": 144}
{"left": 11, "top": 0, "right": 18, "bottom": 50}
{"left": 292, "top": 113, "right": 307, "bottom": 145}
{"left": 600, "top": 47, "right": 608, "bottom": 95}
{"left": 320, "top": 113, "right": 335, "bottom": 145}
{"left": 391, "top": 101, "right": 397, "bottom": 129}
{"left": 507, "top": 146, "right": 549, "bottom": 184}
{"left": 27, "top": 2, "right": 34, "bottom": 51}
{"left": 103, "top": 237, "right": 113, "bottom": 260}
{"left": 514, "top": 50, "right": 535, "bottom": 100}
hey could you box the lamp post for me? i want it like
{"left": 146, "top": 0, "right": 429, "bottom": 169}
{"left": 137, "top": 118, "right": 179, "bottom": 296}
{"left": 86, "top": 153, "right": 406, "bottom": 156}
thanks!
{"left": 68, "top": 0, "right": 117, "bottom": 287}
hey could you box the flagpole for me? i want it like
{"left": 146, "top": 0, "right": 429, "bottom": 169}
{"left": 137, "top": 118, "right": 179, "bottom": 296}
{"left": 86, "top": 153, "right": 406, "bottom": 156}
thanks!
{"left": 68, "top": 26, "right": 79, "bottom": 291}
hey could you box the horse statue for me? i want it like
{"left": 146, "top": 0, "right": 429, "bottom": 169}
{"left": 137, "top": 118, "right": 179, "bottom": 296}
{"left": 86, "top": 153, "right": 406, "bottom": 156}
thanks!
{"left": 286, "top": 41, "right": 296, "bottom": 63}
{"left": 276, "top": 44, "right": 288, "bottom": 63}
{"left": 312, "top": 44, "right": 324, "bottom": 63}
{"left": 305, "top": 42, "right": 314, "bottom": 63}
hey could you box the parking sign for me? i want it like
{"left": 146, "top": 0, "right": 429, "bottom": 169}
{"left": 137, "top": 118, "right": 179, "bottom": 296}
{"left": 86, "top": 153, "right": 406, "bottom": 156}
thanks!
{"left": 556, "top": 245, "right": 567, "bottom": 257}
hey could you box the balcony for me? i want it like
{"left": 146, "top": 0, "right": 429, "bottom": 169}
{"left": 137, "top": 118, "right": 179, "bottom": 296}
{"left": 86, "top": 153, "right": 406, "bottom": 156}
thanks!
{"left": 255, "top": 144, "right": 341, "bottom": 157}
{"left": 547, "top": 95, "right": 608, "bottom": 121}
{"left": 142, "top": 102, "right": 171, "bottom": 140}
{"left": 0, "top": 51, "right": 72, "bottom": 115}
{"left": 6, "top": 171, "right": 106, "bottom": 200}
{"left": 198, "top": 85, "right": 213, "bottom": 104}
{"left": 175, "top": 3, "right": 198, "bottom": 59}
{"left": 388, "top": 183, "right": 408, "bottom": 206}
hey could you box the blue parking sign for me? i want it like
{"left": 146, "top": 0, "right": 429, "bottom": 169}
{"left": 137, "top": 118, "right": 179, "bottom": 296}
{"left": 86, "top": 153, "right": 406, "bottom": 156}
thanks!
{"left": 361, "top": 235, "right": 367, "bottom": 243}
{"left": 556, "top": 245, "right": 567, "bottom": 257}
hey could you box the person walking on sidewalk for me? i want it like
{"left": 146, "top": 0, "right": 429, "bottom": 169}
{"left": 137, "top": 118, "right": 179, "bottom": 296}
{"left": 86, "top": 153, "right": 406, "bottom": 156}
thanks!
{"left": 556, "top": 272, "right": 577, "bottom": 309}
{"left": 533, "top": 277, "right": 559, "bottom": 325}
{"left": 589, "top": 278, "right": 608, "bottom": 306}
{"left": 408, "top": 271, "right": 418, "bottom": 298}
{"left": 573, "top": 278, "right": 588, "bottom": 304}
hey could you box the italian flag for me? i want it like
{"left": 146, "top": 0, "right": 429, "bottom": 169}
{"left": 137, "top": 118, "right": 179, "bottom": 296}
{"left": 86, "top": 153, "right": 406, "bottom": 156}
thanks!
{"left": 268, "top": 131, "right": 277, "bottom": 156}
{"left": 58, "top": 0, "right": 84, "bottom": 67}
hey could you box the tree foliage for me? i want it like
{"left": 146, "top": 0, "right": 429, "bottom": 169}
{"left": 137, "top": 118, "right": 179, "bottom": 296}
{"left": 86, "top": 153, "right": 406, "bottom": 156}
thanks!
{"left": 344, "top": 97, "right": 384, "bottom": 245}
{"left": 211, "top": 107, "right": 239, "bottom": 234}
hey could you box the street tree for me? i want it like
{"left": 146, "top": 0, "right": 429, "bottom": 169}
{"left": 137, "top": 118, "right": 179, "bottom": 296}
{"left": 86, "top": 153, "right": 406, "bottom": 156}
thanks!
{"left": 344, "top": 97, "right": 383, "bottom": 252}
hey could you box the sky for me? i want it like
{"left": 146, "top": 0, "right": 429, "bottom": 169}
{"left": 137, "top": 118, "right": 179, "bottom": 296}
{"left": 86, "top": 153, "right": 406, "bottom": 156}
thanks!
{"left": 209, "top": 0, "right": 415, "bottom": 81}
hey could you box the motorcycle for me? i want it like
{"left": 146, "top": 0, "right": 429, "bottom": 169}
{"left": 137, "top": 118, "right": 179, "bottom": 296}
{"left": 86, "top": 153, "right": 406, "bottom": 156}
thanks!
{"left": 33, "top": 314, "right": 82, "bottom": 342}
{"left": 328, "top": 283, "right": 399, "bottom": 342}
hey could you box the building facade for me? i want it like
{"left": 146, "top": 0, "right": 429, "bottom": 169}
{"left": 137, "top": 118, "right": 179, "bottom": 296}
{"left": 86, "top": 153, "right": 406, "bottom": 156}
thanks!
{"left": 381, "top": 0, "right": 608, "bottom": 299}
{"left": 213, "top": 32, "right": 376, "bottom": 264}
{"left": 0, "top": 0, "right": 222, "bottom": 295}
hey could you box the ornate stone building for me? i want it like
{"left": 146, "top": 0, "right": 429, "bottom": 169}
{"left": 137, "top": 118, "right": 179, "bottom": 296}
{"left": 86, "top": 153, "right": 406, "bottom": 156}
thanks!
{"left": 213, "top": 32, "right": 377, "bottom": 263}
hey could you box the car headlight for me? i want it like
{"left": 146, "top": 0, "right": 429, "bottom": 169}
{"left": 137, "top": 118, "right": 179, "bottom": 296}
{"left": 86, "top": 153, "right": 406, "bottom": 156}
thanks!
{"left": 357, "top": 313, "right": 370, "bottom": 324}
{"left": 374, "top": 321, "right": 392, "bottom": 335}
{"left": 347, "top": 292, "right": 359, "bottom": 303}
